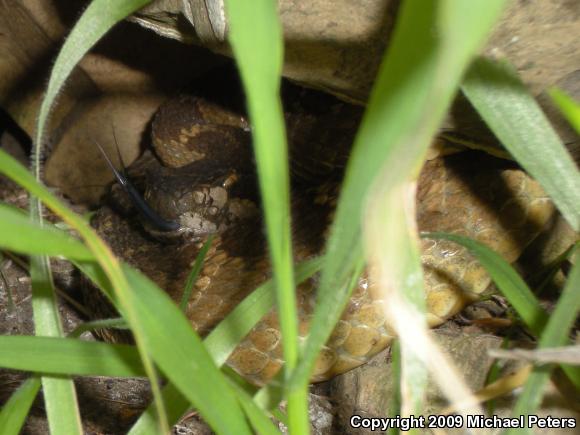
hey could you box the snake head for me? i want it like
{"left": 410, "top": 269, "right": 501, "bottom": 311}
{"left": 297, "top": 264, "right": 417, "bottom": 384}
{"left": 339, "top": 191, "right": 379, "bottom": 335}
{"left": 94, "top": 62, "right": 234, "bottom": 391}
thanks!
{"left": 142, "top": 164, "right": 239, "bottom": 241}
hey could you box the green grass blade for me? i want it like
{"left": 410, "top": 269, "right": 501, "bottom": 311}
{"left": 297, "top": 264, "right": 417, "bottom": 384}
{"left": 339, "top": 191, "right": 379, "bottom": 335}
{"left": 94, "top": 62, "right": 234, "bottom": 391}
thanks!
{"left": 130, "top": 375, "right": 281, "bottom": 435}
{"left": 1, "top": 149, "right": 167, "bottom": 432}
{"left": 0, "top": 149, "right": 254, "bottom": 433}
{"left": 179, "top": 235, "right": 213, "bottom": 311}
{"left": 205, "top": 257, "right": 323, "bottom": 365}
{"left": 0, "top": 377, "right": 41, "bottom": 435}
{"left": 75, "top": 260, "right": 254, "bottom": 434}
{"left": 223, "top": 0, "right": 292, "bottom": 355}
{"left": 532, "top": 242, "right": 578, "bottom": 295}
{"left": 30, "top": 249, "right": 83, "bottom": 435}
{"left": 290, "top": 0, "right": 506, "bottom": 416}
{"left": 386, "top": 341, "right": 402, "bottom": 435}
{"left": 34, "top": 0, "right": 151, "bottom": 156}
{"left": 24, "top": 0, "right": 151, "bottom": 425}
{"left": 0, "top": 336, "right": 145, "bottom": 377}
{"left": 68, "top": 318, "right": 128, "bottom": 338}
{"left": 124, "top": 266, "right": 254, "bottom": 434}
{"left": 485, "top": 337, "right": 510, "bottom": 415}
{"left": 425, "top": 232, "right": 580, "bottom": 390}
{"left": 549, "top": 87, "right": 580, "bottom": 135}
{"left": 228, "top": 382, "right": 280, "bottom": 435}
{"left": 0, "top": 204, "right": 93, "bottom": 260}
{"left": 128, "top": 257, "right": 322, "bottom": 434}
{"left": 424, "top": 232, "right": 548, "bottom": 333}
{"left": 461, "top": 57, "right": 580, "bottom": 231}
{"left": 224, "top": 0, "right": 305, "bottom": 430}
{"left": 250, "top": 372, "right": 285, "bottom": 413}
{"left": 29, "top": 0, "right": 163, "bottom": 430}
{"left": 507, "top": 252, "right": 580, "bottom": 433}
{"left": 366, "top": 182, "right": 427, "bottom": 418}
{"left": 127, "top": 384, "right": 189, "bottom": 435}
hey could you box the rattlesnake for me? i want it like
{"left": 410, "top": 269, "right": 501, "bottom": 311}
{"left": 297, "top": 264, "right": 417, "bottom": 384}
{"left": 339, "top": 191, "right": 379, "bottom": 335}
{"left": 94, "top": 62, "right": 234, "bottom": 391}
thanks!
{"left": 86, "top": 93, "right": 554, "bottom": 385}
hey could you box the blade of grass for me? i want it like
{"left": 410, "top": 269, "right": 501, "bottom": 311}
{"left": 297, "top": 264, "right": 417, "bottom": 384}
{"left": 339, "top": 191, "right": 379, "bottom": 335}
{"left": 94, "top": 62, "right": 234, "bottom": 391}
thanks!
{"left": 490, "top": 346, "right": 580, "bottom": 365}
{"left": 425, "top": 232, "right": 580, "bottom": 389}
{"left": 290, "top": 0, "right": 505, "bottom": 420}
{"left": 485, "top": 337, "right": 510, "bottom": 415}
{"left": 33, "top": 0, "right": 152, "bottom": 160}
{"left": 224, "top": 0, "right": 304, "bottom": 430}
{"left": 386, "top": 341, "right": 402, "bottom": 435}
{"left": 507, "top": 252, "right": 580, "bottom": 434}
{"left": 128, "top": 257, "right": 322, "bottom": 435}
{"left": 75, "top": 259, "right": 254, "bottom": 434}
{"left": 205, "top": 257, "right": 323, "bottom": 365}
{"left": 532, "top": 241, "right": 578, "bottom": 295}
{"left": 366, "top": 180, "right": 427, "bottom": 418}
{"left": 30, "top": 0, "right": 161, "bottom": 431}
{"left": 461, "top": 57, "right": 580, "bottom": 231}
{"left": 221, "top": 367, "right": 289, "bottom": 425}
{"left": 29, "top": 243, "right": 82, "bottom": 435}
{"left": 128, "top": 384, "right": 188, "bottom": 435}
{"left": 0, "top": 150, "right": 253, "bottom": 434}
{"left": 68, "top": 318, "right": 128, "bottom": 338}
{"left": 253, "top": 372, "right": 285, "bottom": 412}
{"left": 424, "top": 232, "right": 549, "bottom": 332}
{"left": 8, "top": 164, "right": 163, "bottom": 432}
{"left": 549, "top": 88, "right": 580, "bottom": 135}
{"left": 0, "top": 377, "right": 41, "bottom": 435}
{"left": 131, "top": 368, "right": 281, "bottom": 435}
{"left": 0, "top": 336, "right": 145, "bottom": 377}
{"left": 0, "top": 204, "right": 93, "bottom": 260}
{"left": 228, "top": 381, "right": 280, "bottom": 435}
{"left": 122, "top": 266, "right": 255, "bottom": 433}
{"left": 440, "top": 366, "right": 533, "bottom": 415}
{"left": 179, "top": 234, "right": 213, "bottom": 311}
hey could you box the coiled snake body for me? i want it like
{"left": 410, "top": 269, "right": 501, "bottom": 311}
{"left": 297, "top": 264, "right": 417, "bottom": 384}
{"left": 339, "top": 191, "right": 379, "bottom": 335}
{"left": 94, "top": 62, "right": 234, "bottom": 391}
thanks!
{"left": 88, "top": 95, "right": 553, "bottom": 385}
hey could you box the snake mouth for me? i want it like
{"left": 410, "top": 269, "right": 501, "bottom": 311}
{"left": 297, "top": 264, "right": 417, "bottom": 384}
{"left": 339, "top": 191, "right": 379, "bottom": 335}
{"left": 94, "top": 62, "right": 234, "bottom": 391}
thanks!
{"left": 125, "top": 179, "right": 183, "bottom": 234}
{"left": 94, "top": 138, "right": 183, "bottom": 233}
{"left": 94, "top": 135, "right": 241, "bottom": 240}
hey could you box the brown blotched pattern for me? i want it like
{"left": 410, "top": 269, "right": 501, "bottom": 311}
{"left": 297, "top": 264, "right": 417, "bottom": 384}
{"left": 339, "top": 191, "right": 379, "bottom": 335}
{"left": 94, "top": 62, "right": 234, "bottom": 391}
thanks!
{"left": 86, "top": 97, "right": 554, "bottom": 385}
